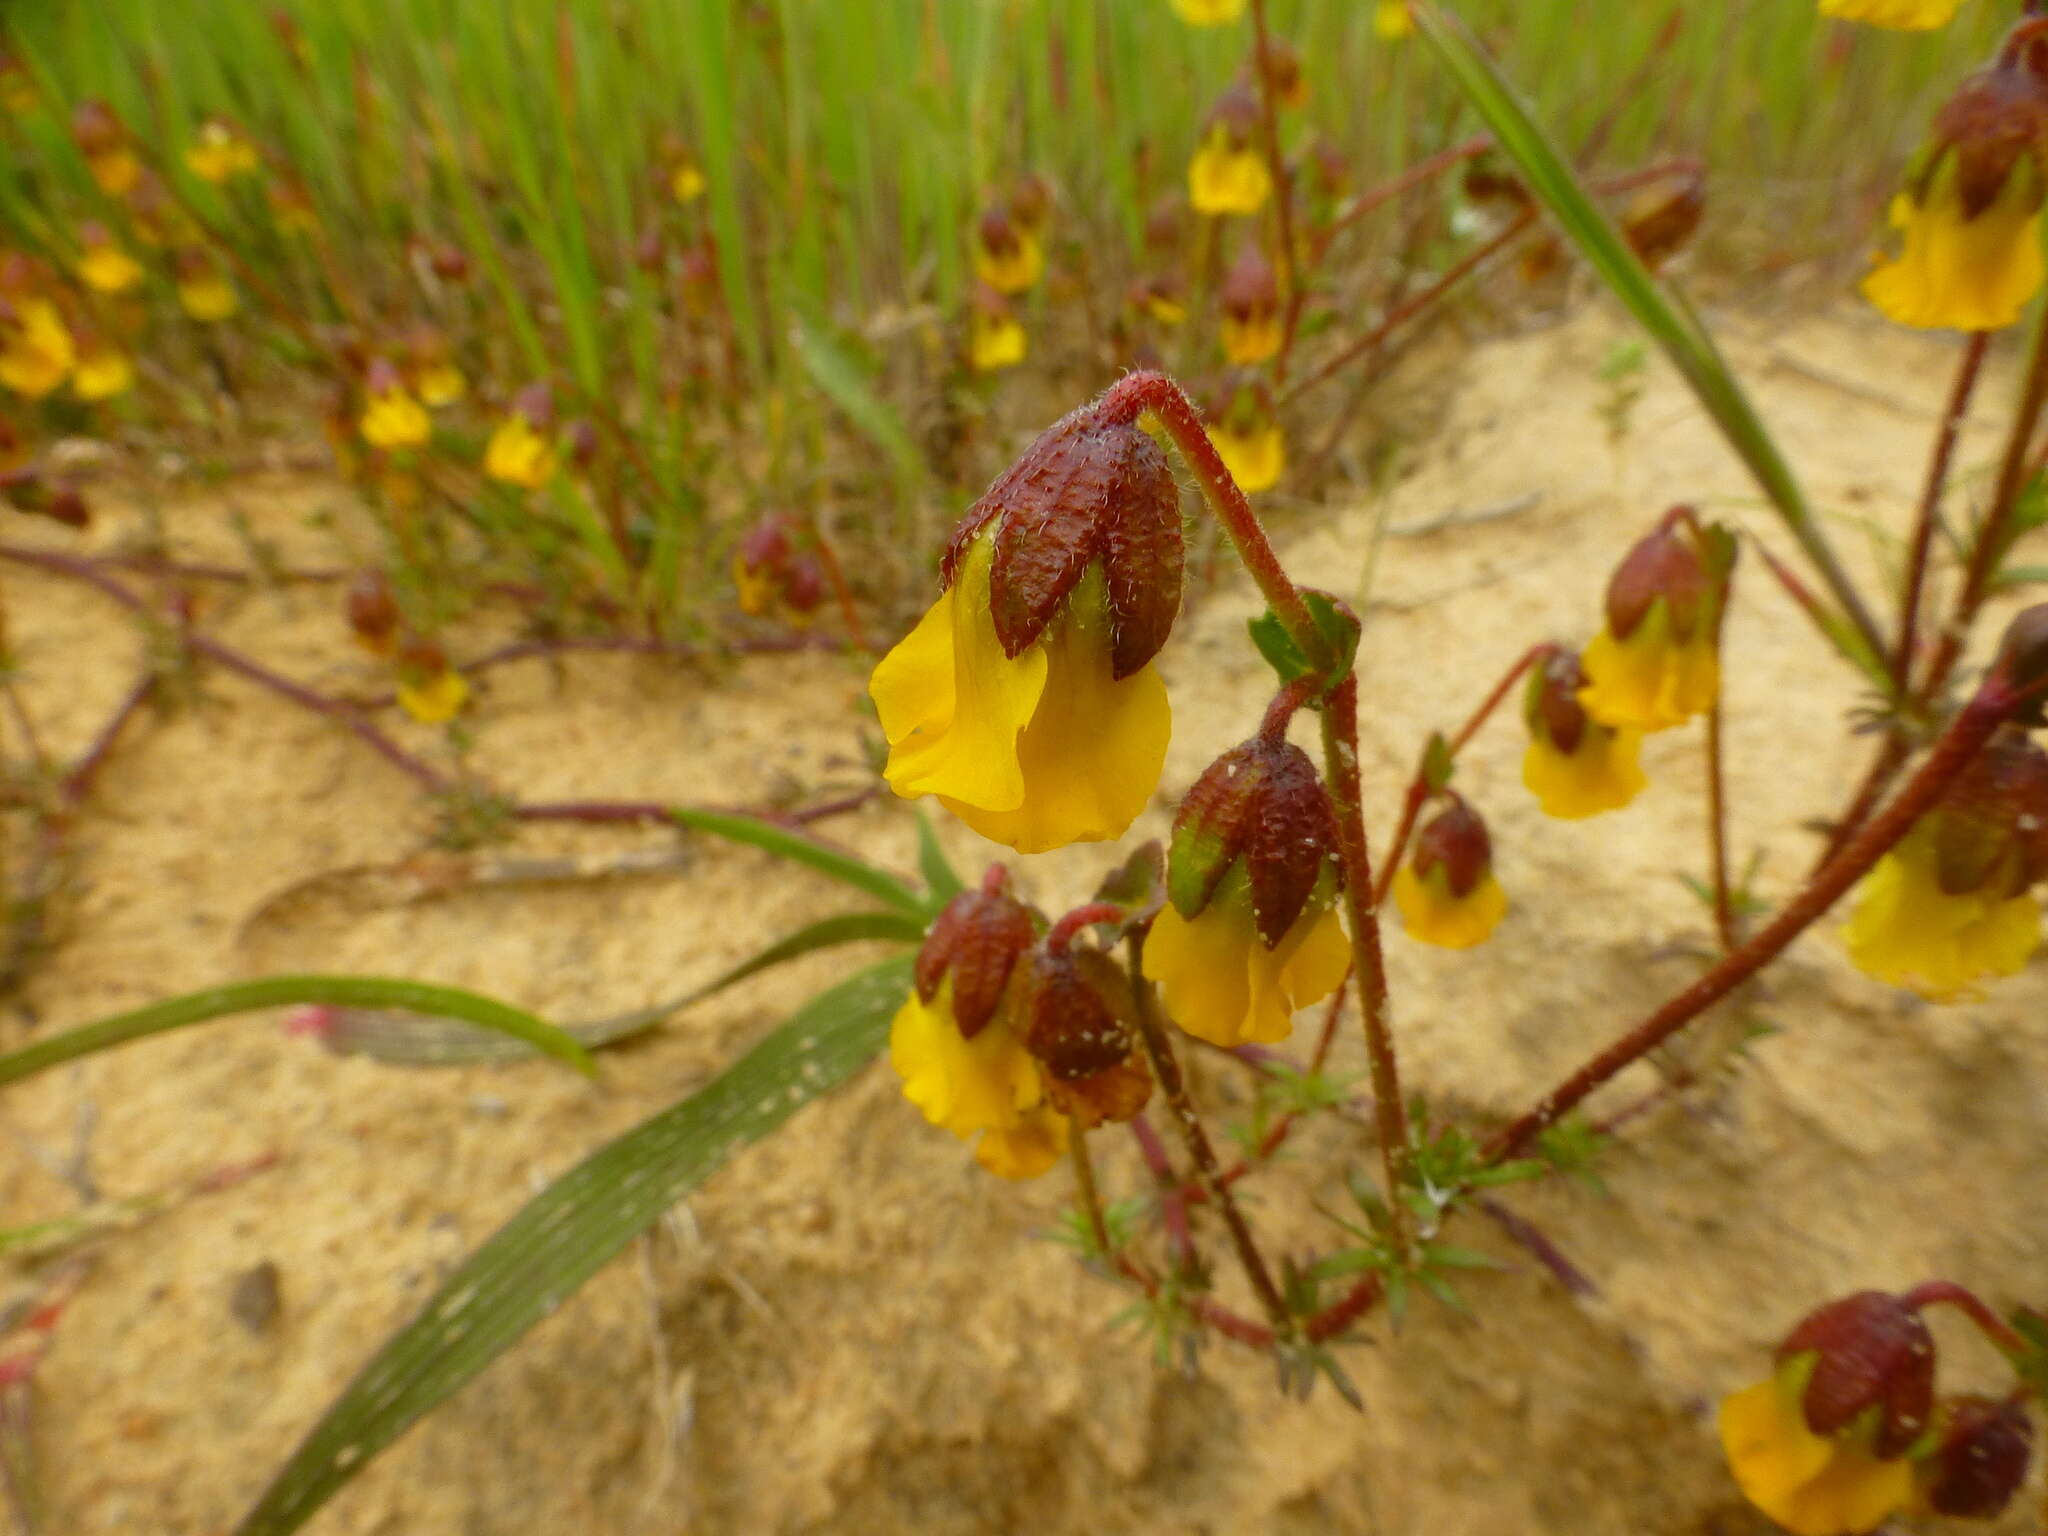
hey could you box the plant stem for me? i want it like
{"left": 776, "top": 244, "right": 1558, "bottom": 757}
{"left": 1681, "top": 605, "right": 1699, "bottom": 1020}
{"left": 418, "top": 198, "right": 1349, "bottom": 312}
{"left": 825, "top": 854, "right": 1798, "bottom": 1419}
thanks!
{"left": 1246, "top": 0, "right": 1303, "bottom": 381}
{"left": 1893, "top": 331, "right": 1990, "bottom": 688}
{"left": 1704, "top": 697, "right": 1736, "bottom": 951}
{"left": 1902, "top": 1280, "right": 2028, "bottom": 1358}
{"left": 1068, "top": 1128, "right": 1112, "bottom": 1259}
{"left": 1315, "top": 134, "right": 1490, "bottom": 249}
{"left": 1485, "top": 681, "right": 2017, "bottom": 1161}
{"left": 1125, "top": 930, "right": 1293, "bottom": 1333}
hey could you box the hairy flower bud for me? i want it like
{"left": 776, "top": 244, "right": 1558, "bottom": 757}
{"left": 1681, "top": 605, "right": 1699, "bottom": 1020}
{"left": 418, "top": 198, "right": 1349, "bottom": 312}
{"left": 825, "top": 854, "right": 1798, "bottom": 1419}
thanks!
{"left": 1925, "top": 726, "right": 2048, "bottom": 896}
{"left": 1988, "top": 602, "right": 2048, "bottom": 724}
{"left": 1024, "top": 946, "right": 1150, "bottom": 1127}
{"left": 1168, "top": 736, "right": 1340, "bottom": 943}
{"left": 914, "top": 880, "right": 1036, "bottom": 1040}
{"left": 1605, "top": 515, "right": 1711, "bottom": 642}
{"left": 1413, "top": 796, "right": 1492, "bottom": 900}
{"left": 1917, "top": 1395, "right": 2033, "bottom": 1518}
{"left": 1776, "top": 1291, "right": 1936, "bottom": 1458}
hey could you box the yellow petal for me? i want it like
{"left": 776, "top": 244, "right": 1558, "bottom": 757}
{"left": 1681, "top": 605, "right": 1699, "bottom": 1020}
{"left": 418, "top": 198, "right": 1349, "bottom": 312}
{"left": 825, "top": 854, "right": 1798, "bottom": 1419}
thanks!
{"left": 1842, "top": 832, "right": 2040, "bottom": 1000}
{"left": 1578, "top": 600, "right": 1718, "bottom": 732}
{"left": 969, "top": 310, "right": 1027, "bottom": 372}
{"left": 416, "top": 362, "right": 467, "bottom": 408}
{"left": 1393, "top": 863, "right": 1507, "bottom": 950}
{"left": 1521, "top": 725, "right": 1647, "bottom": 820}
{"left": 397, "top": 668, "right": 469, "bottom": 725}
{"left": 1819, "top": 0, "right": 1963, "bottom": 28}
{"left": 1375, "top": 1, "right": 1415, "bottom": 38}
{"left": 1719, "top": 1377, "right": 1840, "bottom": 1530}
{"left": 177, "top": 276, "right": 239, "bottom": 323}
{"left": 1189, "top": 133, "right": 1271, "bottom": 216}
{"left": 941, "top": 573, "right": 1169, "bottom": 853}
{"left": 1144, "top": 886, "right": 1347, "bottom": 1048}
{"left": 1222, "top": 312, "right": 1282, "bottom": 366}
{"left": 1212, "top": 423, "right": 1285, "bottom": 494}
{"left": 888, "top": 985, "right": 1041, "bottom": 1140}
{"left": 1170, "top": 0, "right": 1246, "bottom": 24}
{"left": 361, "top": 388, "right": 431, "bottom": 450}
{"left": 72, "top": 348, "right": 134, "bottom": 402}
{"left": 974, "top": 1105, "right": 1069, "bottom": 1179}
{"left": 484, "top": 416, "right": 559, "bottom": 488}
{"left": 77, "top": 245, "right": 143, "bottom": 295}
{"left": 0, "top": 301, "right": 75, "bottom": 399}
{"left": 871, "top": 538, "right": 1049, "bottom": 817}
{"left": 1864, "top": 159, "right": 2044, "bottom": 332}
{"left": 972, "top": 230, "right": 1044, "bottom": 295}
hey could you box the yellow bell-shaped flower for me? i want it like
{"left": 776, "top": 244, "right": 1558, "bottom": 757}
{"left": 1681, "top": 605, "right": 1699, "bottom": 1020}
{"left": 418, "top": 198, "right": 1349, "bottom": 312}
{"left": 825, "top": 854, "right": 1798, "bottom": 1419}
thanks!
{"left": 1522, "top": 647, "right": 1648, "bottom": 819}
{"left": 1147, "top": 868, "right": 1348, "bottom": 1048}
{"left": 0, "top": 299, "right": 75, "bottom": 399}
{"left": 1819, "top": 0, "right": 1963, "bottom": 29}
{"left": 1393, "top": 795, "right": 1508, "bottom": 949}
{"left": 1719, "top": 1365, "right": 1917, "bottom": 1536}
{"left": 485, "top": 385, "right": 560, "bottom": 488}
{"left": 1170, "top": 0, "right": 1246, "bottom": 25}
{"left": 1579, "top": 518, "right": 1721, "bottom": 732}
{"left": 1843, "top": 821, "right": 2039, "bottom": 1001}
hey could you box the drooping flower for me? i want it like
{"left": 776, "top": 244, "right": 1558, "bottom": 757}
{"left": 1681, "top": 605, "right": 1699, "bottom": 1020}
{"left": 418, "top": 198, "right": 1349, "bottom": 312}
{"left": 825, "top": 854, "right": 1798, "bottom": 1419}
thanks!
{"left": 892, "top": 875, "right": 1067, "bottom": 1179}
{"left": 75, "top": 223, "right": 143, "bottom": 294}
{"left": 71, "top": 332, "right": 134, "bottom": 402}
{"left": 1843, "top": 728, "right": 2047, "bottom": 1000}
{"left": 1864, "top": 59, "right": 2048, "bottom": 331}
{"left": 670, "top": 156, "right": 706, "bottom": 204}
{"left": 1521, "top": 647, "right": 1647, "bottom": 819}
{"left": 345, "top": 568, "right": 401, "bottom": 657}
{"left": 485, "top": 384, "right": 560, "bottom": 489}
{"left": 0, "top": 299, "right": 76, "bottom": 399}
{"left": 869, "top": 400, "right": 1181, "bottom": 854}
{"left": 731, "top": 516, "right": 792, "bottom": 618}
{"left": 173, "top": 248, "right": 238, "bottom": 322}
{"left": 408, "top": 327, "right": 466, "bottom": 408}
{"left": 1220, "top": 245, "right": 1282, "bottom": 366}
{"left": 395, "top": 638, "right": 469, "bottom": 725}
{"left": 1209, "top": 375, "right": 1285, "bottom": 494}
{"left": 1718, "top": 1292, "right": 1935, "bottom": 1536}
{"left": 1143, "top": 735, "right": 1350, "bottom": 1048}
{"left": 1393, "top": 795, "right": 1508, "bottom": 949}
{"left": 72, "top": 100, "right": 137, "bottom": 197}
{"left": 1258, "top": 37, "right": 1309, "bottom": 111}
{"left": 1578, "top": 513, "right": 1720, "bottom": 732}
{"left": 1128, "top": 274, "right": 1188, "bottom": 328}
{"left": 1375, "top": 1, "right": 1415, "bottom": 39}
{"left": 359, "top": 359, "right": 431, "bottom": 451}
{"left": 1912, "top": 1395, "right": 2033, "bottom": 1519}
{"left": 967, "top": 284, "right": 1027, "bottom": 373}
{"left": 184, "top": 118, "right": 259, "bottom": 183}
{"left": 1170, "top": 0, "right": 1246, "bottom": 25}
{"left": 972, "top": 206, "right": 1043, "bottom": 295}
{"left": 1820, "top": 0, "right": 1964, "bottom": 29}
{"left": 1024, "top": 944, "right": 1152, "bottom": 1130}
{"left": 267, "top": 177, "right": 320, "bottom": 238}
{"left": 1622, "top": 170, "right": 1707, "bottom": 272}
{"left": 1189, "top": 89, "right": 1270, "bottom": 217}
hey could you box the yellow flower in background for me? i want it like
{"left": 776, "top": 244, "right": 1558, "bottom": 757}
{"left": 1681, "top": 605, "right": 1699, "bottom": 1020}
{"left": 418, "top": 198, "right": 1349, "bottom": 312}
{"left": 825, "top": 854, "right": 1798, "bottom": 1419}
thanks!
{"left": 1864, "top": 163, "right": 2042, "bottom": 332}
{"left": 1522, "top": 648, "right": 1649, "bottom": 820}
{"left": 485, "top": 409, "right": 559, "bottom": 489}
{"left": 1212, "top": 421, "right": 1284, "bottom": 494}
{"left": 76, "top": 234, "right": 143, "bottom": 295}
{"left": 72, "top": 340, "right": 134, "bottom": 402}
{"left": 360, "top": 377, "right": 431, "bottom": 451}
{"left": 1819, "top": 0, "right": 1963, "bottom": 28}
{"left": 0, "top": 300, "right": 76, "bottom": 398}
{"left": 1375, "top": 1, "right": 1415, "bottom": 38}
{"left": 732, "top": 550, "right": 778, "bottom": 616}
{"left": 889, "top": 978, "right": 1065, "bottom": 1180}
{"left": 1393, "top": 797, "right": 1508, "bottom": 950}
{"left": 175, "top": 253, "right": 239, "bottom": 322}
{"left": 968, "top": 295, "right": 1027, "bottom": 373}
{"left": 185, "top": 120, "right": 259, "bottom": 183}
{"left": 1579, "top": 597, "right": 1718, "bottom": 732}
{"left": 670, "top": 160, "right": 707, "bottom": 204}
{"left": 871, "top": 536, "right": 1170, "bottom": 855}
{"left": 1189, "top": 122, "right": 1271, "bottom": 216}
{"left": 1145, "top": 869, "right": 1348, "bottom": 1048}
{"left": 86, "top": 149, "right": 139, "bottom": 198}
{"left": 972, "top": 209, "right": 1044, "bottom": 295}
{"left": 1222, "top": 309, "right": 1281, "bottom": 366}
{"left": 396, "top": 642, "right": 469, "bottom": 725}
{"left": 1842, "top": 821, "right": 2039, "bottom": 1000}
{"left": 415, "top": 360, "right": 467, "bottom": 408}
{"left": 1719, "top": 1361, "right": 1916, "bottom": 1536}
{"left": 1170, "top": 0, "right": 1246, "bottom": 23}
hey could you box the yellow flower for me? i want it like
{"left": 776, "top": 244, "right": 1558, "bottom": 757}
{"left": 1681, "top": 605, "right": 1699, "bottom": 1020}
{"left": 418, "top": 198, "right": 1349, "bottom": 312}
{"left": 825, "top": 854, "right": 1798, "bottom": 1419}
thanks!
{"left": 1719, "top": 1362, "right": 1917, "bottom": 1536}
{"left": 1143, "top": 288, "right": 1187, "bottom": 326}
{"left": 72, "top": 342, "right": 134, "bottom": 402}
{"left": 1842, "top": 822, "right": 2039, "bottom": 1001}
{"left": 1221, "top": 310, "right": 1281, "bottom": 366}
{"left": 1819, "top": 0, "right": 1963, "bottom": 28}
{"left": 969, "top": 304, "right": 1027, "bottom": 373}
{"left": 1189, "top": 124, "right": 1271, "bottom": 216}
{"left": 0, "top": 301, "right": 76, "bottom": 398}
{"left": 398, "top": 666, "right": 469, "bottom": 725}
{"left": 670, "top": 161, "right": 706, "bottom": 204}
{"left": 185, "top": 121, "right": 259, "bottom": 183}
{"left": 1212, "top": 421, "right": 1284, "bottom": 494}
{"left": 732, "top": 549, "right": 777, "bottom": 617}
{"left": 972, "top": 216, "right": 1044, "bottom": 295}
{"left": 1376, "top": 1, "right": 1415, "bottom": 38}
{"left": 1579, "top": 597, "right": 1718, "bottom": 732}
{"left": 415, "top": 361, "right": 467, "bottom": 408}
{"left": 361, "top": 385, "right": 431, "bottom": 451}
{"left": 1864, "top": 157, "right": 2042, "bottom": 333}
{"left": 1522, "top": 723, "right": 1646, "bottom": 820}
{"left": 1144, "top": 869, "right": 1349, "bottom": 1048}
{"left": 177, "top": 274, "right": 238, "bottom": 323}
{"left": 484, "top": 414, "right": 559, "bottom": 488}
{"left": 1393, "top": 861, "right": 1507, "bottom": 949}
{"left": 1170, "top": 0, "right": 1246, "bottom": 23}
{"left": 870, "top": 535, "right": 1170, "bottom": 855}
{"left": 87, "top": 149, "right": 139, "bottom": 198}
{"left": 889, "top": 979, "right": 1065, "bottom": 1180}
{"left": 77, "top": 242, "right": 143, "bottom": 296}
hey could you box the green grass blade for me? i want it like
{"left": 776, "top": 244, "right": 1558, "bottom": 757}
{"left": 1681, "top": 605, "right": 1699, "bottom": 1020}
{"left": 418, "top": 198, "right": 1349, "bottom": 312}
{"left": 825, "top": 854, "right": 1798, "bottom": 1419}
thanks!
{"left": 671, "top": 806, "right": 927, "bottom": 916}
{"left": 788, "top": 312, "right": 927, "bottom": 494}
{"left": 234, "top": 956, "right": 912, "bottom": 1536}
{"left": 913, "top": 806, "right": 965, "bottom": 906}
{"left": 686, "top": 909, "right": 926, "bottom": 1001}
{"left": 1412, "top": 1, "right": 1888, "bottom": 685}
{"left": 0, "top": 975, "right": 594, "bottom": 1087}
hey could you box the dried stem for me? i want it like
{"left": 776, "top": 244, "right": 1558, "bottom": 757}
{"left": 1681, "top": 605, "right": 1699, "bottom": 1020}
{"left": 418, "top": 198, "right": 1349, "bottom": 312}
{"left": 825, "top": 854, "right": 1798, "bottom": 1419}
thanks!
{"left": 1125, "top": 930, "right": 1293, "bottom": 1333}
{"left": 1486, "top": 682, "right": 2018, "bottom": 1161}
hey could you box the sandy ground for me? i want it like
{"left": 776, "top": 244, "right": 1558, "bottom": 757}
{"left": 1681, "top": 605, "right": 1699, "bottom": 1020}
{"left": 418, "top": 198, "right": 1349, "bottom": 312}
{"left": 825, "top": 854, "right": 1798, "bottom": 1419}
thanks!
{"left": 2, "top": 300, "right": 2044, "bottom": 1535}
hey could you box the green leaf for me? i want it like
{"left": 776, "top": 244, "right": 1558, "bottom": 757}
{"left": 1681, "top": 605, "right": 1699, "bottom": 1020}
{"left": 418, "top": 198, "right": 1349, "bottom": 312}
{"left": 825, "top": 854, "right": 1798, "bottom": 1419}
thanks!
{"left": 1247, "top": 591, "right": 1361, "bottom": 697}
{"left": 685, "top": 910, "right": 927, "bottom": 1001}
{"left": 672, "top": 806, "right": 925, "bottom": 916}
{"left": 1990, "top": 563, "right": 2048, "bottom": 593}
{"left": 235, "top": 957, "right": 912, "bottom": 1536}
{"left": 788, "top": 312, "right": 926, "bottom": 494}
{"left": 912, "top": 805, "right": 965, "bottom": 907}
{"left": 1411, "top": 1, "right": 1886, "bottom": 686}
{"left": 1421, "top": 731, "right": 1455, "bottom": 792}
{"left": 0, "top": 975, "right": 594, "bottom": 1088}
{"left": 1247, "top": 608, "right": 1311, "bottom": 689}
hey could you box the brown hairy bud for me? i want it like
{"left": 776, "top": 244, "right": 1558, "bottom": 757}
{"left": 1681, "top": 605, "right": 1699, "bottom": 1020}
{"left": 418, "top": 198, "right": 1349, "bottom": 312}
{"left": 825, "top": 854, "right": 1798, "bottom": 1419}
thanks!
{"left": 346, "top": 568, "right": 400, "bottom": 652}
{"left": 1604, "top": 515, "right": 1711, "bottom": 641}
{"left": 1206, "top": 85, "right": 1260, "bottom": 149}
{"left": 976, "top": 205, "right": 1022, "bottom": 262}
{"left": 1026, "top": 947, "right": 1150, "bottom": 1128}
{"left": 1167, "top": 736, "right": 1340, "bottom": 943}
{"left": 1919, "top": 1395, "right": 2033, "bottom": 1519}
{"left": 736, "top": 516, "right": 792, "bottom": 576}
{"left": 1931, "top": 63, "right": 2048, "bottom": 220}
{"left": 783, "top": 554, "right": 826, "bottom": 616}
{"left": 1988, "top": 602, "right": 2048, "bottom": 724}
{"left": 939, "top": 402, "right": 1184, "bottom": 680}
{"left": 633, "top": 223, "right": 665, "bottom": 273}
{"left": 1221, "top": 245, "right": 1279, "bottom": 323}
{"left": 1928, "top": 726, "right": 2048, "bottom": 895}
{"left": 914, "top": 881, "right": 1036, "bottom": 1039}
{"left": 1525, "top": 648, "right": 1591, "bottom": 756}
{"left": 1412, "top": 796, "right": 1493, "bottom": 900}
{"left": 1622, "top": 171, "right": 1705, "bottom": 271}
{"left": 1777, "top": 1291, "right": 1936, "bottom": 1459}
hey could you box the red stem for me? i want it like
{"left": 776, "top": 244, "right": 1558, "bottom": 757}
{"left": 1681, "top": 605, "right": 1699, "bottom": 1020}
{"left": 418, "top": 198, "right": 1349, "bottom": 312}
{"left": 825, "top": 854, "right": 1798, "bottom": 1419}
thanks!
{"left": 1316, "top": 134, "right": 1491, "bottom": 247}
{"left": 1902, "top": 1280, "right": 2028, "bottom": 1358}
{"left": 1893, "top": 331, "right": 1990, "bottom": 688}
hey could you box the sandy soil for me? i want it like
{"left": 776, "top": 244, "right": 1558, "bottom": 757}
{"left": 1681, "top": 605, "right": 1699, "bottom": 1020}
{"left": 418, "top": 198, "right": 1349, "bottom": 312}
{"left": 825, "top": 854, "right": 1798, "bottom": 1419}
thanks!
{"left": 2, "top": 300, "right": 2043, "bottom": 1535}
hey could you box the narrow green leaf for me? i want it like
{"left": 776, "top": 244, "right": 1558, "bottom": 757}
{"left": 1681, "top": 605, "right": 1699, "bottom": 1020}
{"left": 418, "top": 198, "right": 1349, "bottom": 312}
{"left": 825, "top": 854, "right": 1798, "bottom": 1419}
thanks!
{"left": 1411, "top": 1, "right": 1886, "bottom": 684}
{"left": 0, "top": 976, "right": 593, "bottom": 1087}
{"left": 685, "top": 910, "right": 926, "bottom": 1000}
{"left": 788, "top": 312, "right": 925, "bottom": 493}
{"left": 236, "top": 957, "right": 911, "bottom": 1536}
{"left": 671, "top": 806, "right": 924, "bottom": 916}
{"left": 912, "top": 806, "right": 965, "bottom": 908}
